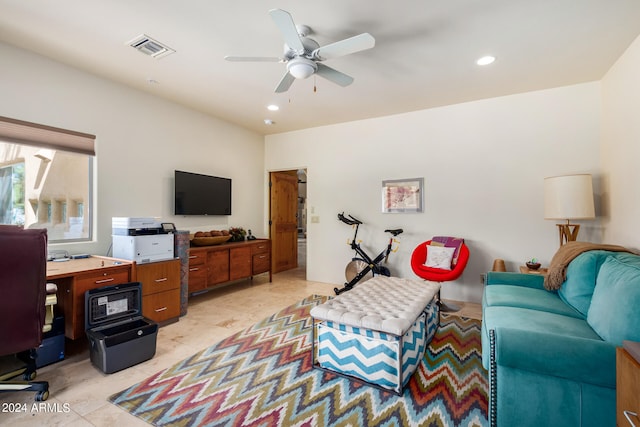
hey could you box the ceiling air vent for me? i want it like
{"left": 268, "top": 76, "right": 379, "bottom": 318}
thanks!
{"left": 127, "top": 34, "right": 175, "bottom": 59}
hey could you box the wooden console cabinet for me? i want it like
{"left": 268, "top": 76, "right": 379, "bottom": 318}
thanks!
{"left": 136, "top": 258, "right": 181, "bottom": 324}
{"left": 188, "top": 239, "right": 271, "bottom": 295}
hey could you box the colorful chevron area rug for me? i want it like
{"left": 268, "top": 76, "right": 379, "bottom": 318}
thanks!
{"left": 110, "top": 294, "right": 488, "bottom": 427}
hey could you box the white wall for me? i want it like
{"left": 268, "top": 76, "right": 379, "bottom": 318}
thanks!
{"left": 601, "top": 34, "right": 640, "bottom": 251}
{"left": 0, "top": 42, "right": 266, "bottom": 256}
{"left": 265, "top": 83, "right": 602, "bottom": 303}
{"left": 5, "top": 38, "right": 632, "bottom": 304}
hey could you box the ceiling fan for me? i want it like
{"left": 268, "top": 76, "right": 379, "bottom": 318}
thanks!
{"left": 225, "top": 9, "right": 375, "bottom": 93}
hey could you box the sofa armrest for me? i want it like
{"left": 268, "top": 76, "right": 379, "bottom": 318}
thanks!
{"left": 486, "top": 271, "right": 545, "bottom": 290}
{"left": 493, "top": 327, "right": 616, "bottom": 388}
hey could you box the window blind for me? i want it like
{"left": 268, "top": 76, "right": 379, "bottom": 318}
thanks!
{"left": 0, "top": 116, "right": 95, "bottom": 156}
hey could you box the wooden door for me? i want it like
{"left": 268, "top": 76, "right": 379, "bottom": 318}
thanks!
{"left": 270, "top": 171, "right": 298, "bottom": 273}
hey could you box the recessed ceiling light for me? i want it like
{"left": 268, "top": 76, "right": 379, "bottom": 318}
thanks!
{"left": 267, "top": 104, "right": 279, "bottom": 111}
{"left": 476, "top": 56, "right": 496, "bottom": 66}
{"left": 264, "top": 119, "right": 275, "bottom": 125}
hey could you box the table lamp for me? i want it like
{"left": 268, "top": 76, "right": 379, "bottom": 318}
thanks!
{"left": 544, "top": 174, "right": 595, "bottom": 246}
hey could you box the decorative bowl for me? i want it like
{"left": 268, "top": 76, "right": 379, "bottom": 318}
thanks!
{"left": 190, "top": 235, "right": 231, "bottom": 246}
{"left": 526, "top": 261, "right": 541, "bottom": 270}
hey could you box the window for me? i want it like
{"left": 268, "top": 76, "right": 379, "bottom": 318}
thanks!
{"left": 0, "top": 116, "right": 95, "bottom": 243}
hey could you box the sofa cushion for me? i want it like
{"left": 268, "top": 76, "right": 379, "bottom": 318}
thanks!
{"left": 484, "top": 285, "right": 583, "bottom": 318}
{"left": 482, "top": 306, "right": 613, "bottom": 387}
{"left": 558, "top": 251, "right": 612, "bottom": 316}
{"left": 587, "top": 257, "right": 640, "bottom": 346}
{"left": 486, "top": 271, "right": 545, "bottom": 289}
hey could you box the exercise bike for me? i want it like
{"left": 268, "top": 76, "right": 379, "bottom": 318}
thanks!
{"left": 334, "top": 212, "right": 403, "bottom": 295}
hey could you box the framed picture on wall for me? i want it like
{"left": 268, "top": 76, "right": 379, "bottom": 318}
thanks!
{"left": 382, "top": 177, "right": 424, "bottom": 213}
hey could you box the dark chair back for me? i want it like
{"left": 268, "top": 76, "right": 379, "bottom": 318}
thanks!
{"left": 0, "top": 226, "right": 47, "bottom": 355}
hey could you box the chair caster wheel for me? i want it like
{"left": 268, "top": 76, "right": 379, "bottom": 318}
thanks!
{"left": 35, "top": 390, "right": 49, "bottom": 401}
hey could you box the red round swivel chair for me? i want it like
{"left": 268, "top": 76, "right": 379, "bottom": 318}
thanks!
{"left": 411, "top": 239, "right": 469, "bottom": 312}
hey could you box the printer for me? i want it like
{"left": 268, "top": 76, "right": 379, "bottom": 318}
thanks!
{"left": 112, "top": 217, "right": 174, "bottom": 263}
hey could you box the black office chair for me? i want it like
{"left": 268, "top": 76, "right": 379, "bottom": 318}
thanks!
{"left": 0, "top": 226, "right": 50, "bottom": 401}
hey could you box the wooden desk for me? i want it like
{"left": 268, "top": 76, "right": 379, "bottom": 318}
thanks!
{"left": 47, "top": 256, "right": 134, "bottom": 340}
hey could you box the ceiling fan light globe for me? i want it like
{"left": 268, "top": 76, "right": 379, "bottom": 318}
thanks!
{"left": 287, "top": 57, "right": 317, "bottom": 79}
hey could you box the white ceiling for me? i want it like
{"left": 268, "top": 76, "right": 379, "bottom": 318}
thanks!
{"left": 1, "top": 0, "right": 640, "bottom": 135}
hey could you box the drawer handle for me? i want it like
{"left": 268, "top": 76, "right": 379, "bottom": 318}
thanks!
{"left": 154, "top": 306, "right": 168, "bottom": 312}
{"left": 189, "top": 255, "right": 199, "bottom": 259}
{"left": 154, "top": 277, "right": 168, "bottom": 283}
{"left": 189, "top": 267, "right": 199, "bottom": 272}
{"left": 625, "top": 410, "right": 638, "bottom": 427}
{"left": 95, "top": 278, "right": 115, "bottom": 284}
{"left": 259, "top": 255, "right": 266, "bottom": 259}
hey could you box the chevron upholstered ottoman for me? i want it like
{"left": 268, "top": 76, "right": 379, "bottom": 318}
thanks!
{"left": 310, "top": 276, "right": 441, "bottom": 394}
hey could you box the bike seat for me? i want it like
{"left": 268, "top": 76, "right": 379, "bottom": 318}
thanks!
{"left": 385, "top": 228, "right": 403, "bottom": 236}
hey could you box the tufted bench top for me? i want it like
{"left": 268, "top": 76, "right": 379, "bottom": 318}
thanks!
{"left": 310, "top": 276, "right": 440, "bottom": 336}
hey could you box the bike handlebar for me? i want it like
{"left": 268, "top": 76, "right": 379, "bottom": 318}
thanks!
{"left": 338, "top": 213, "right": 403, "bottom": 236}
{"left": 337, "top": 212, "right": 362, "bottom": 225}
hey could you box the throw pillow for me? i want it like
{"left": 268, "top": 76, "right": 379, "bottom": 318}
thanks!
{"left": 587, "top": 257, "right": 640, "bottom": 346}
{"left": 424, "top": 245, "right": 456, "bottom": 270}
{"left": 432, "top": 236, "right": 464, "bottom": 266}
{"left": 558, "top": 251, "right": 610, "bottom": 317}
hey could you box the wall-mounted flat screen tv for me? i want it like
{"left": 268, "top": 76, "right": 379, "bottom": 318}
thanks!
{"left": 174, "top": 170, "right": 232, "bottom": 215}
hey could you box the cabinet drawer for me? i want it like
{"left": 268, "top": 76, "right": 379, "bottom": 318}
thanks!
{"left": 75, "top": 268, "right": 131, "bottom": 294}
{"left": 188, "top": 264, "right": 207, "bottom": 293}
{"left": 251, "top": 241, "right": 270, "bottom": 255}
{"left": 137, "top": 259, "right": 180, "bottom": 295}
{"left": 143, "top": 288, "right": 180, "bottom": 323}
{"left": 188, "top": 249, "right": 206, "bottom": 266}
{"left": 253, "top": 253, "right": 271, "bottom": 275}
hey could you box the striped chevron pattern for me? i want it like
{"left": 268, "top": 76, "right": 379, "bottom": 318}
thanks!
{"left": 110, "top": 295, "right": 487, "bottom": 427}
{"left": 316, "top": 310, "right": 429, "bottom": 393}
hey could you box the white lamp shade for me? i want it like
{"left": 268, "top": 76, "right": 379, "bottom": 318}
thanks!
{"left": 544, "top": 174, "right": 595, "bottom": 220}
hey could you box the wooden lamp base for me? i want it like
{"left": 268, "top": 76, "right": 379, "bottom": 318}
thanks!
{"left": 557, "top": 222, "right": 580, "bottom": 246}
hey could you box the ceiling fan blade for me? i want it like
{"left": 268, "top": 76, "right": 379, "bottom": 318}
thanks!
{"left": 224, "top": 56, "right": 281, "bottom": 62}
{"left": 275, "top": 72, "right": 296, "bottom": 93}
{"left": 316, "top": 63, "right": 354, "bottom": 87}
{"left": 269, "top": 9, "right": 305, "bottom": 54}
{"left": 312, "top": 33, "right": 375, "bottom": 61}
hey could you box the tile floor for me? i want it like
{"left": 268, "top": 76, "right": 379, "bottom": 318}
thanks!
{"left": 0, "top": 266, "right": 480, "bottom": 426}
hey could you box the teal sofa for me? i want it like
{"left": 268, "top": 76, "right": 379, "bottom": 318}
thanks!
{"left": 481, "top": 250, "right": 640, "bottom": 427}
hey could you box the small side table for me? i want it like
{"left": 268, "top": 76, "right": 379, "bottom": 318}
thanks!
{"left": 617, "top": 343, "right": 640, "bottom": 426}
{"left": 519, "top": 266, "right": 548, "bottom": 275}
